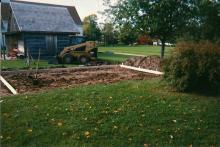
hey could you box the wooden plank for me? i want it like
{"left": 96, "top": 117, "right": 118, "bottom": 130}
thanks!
{"left": 98, "top": 51, "right": 146, "bottom": 57}
{"left": 0, "top": 75, "right": 18, "bottom": 95}
{"left": 120, "top": 64, "right": 164, "bottom": 75}
{"left": 114, "top": 52, "right": 146, "bottom": 57}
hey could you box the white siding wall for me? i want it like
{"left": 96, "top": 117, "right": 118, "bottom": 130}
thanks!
{"left": 0, "top": 34, "right": 2, "bottom": 48}
{"left": 18, "top": 40, "right": 24, "bottom": 53}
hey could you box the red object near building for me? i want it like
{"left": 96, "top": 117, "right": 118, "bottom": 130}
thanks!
{"left": 8, "top": 48, "right": 20, "bottom": 57}
{"left": 138, "top": 35, "right": 153, "bottom": 45}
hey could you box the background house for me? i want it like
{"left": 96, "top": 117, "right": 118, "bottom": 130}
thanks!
{"left": 1, "top": 0, "right": 83, "bottom": 58}
{"left": 1, "top": 1, "right": 10, "bottom": 48}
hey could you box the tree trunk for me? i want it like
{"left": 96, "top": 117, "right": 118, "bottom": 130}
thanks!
{"left": 160, "top": 40, "right": 165, "bottom": 58}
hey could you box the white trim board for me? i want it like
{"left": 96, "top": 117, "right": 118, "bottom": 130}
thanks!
{"left": 0, "top": 76, "right": 18, "bottom": 95}
{"left": 114, "top": 52, "right": 146, "bottom": 57}
{"left": 120, "top": 64, "right": 164, "bottom": 75}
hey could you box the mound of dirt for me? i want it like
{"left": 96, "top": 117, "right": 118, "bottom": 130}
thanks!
{"left": 123, "top": 56, "right": 162, "bottom": 71}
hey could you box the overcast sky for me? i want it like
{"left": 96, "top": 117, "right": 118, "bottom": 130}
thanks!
{"left": 15, "top": 0, "right": 116, "bottom": 21}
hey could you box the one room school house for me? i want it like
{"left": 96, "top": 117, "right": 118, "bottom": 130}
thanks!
{"left": 1, "top": 0, "right": 83, "bottom": 58}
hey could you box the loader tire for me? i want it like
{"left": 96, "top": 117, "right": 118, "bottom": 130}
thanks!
{"left": 79, "top": 56, "right": 89, "bottom": 64}
{"left": 63, "top": 54, "right": 73, "bottom": 64}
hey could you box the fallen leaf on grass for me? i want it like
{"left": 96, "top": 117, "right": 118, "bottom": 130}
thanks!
{"left": 27, "top": 129, "right": 33, "bottom": 133}
{"left": 172, "top": 120, "right": 177, "bottom": 123}
{"left": 57, "top": 122, "right": 63, "bottom": 127}
{"left": 170, "top": 135, "right": 174, "bottom": 139}
{"left": 84, "top": 131, "right": 90, "bottom": 136}
{"left": 113, "top": 126, "right": 118, "bottom": 129}
{"left": 84, "top": 131, "right": 91, "bottom": 138}
{"left": 113, "top": 110, "right": 119, "bottom": 114}
{"left": 118, "top": 108, "right": 122, "bottom": 111}
{"left": 139, "top": 123, "right": 143, "bottom": 127}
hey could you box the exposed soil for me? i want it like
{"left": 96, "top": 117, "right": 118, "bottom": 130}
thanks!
{"left": 1, "top": 66, "right": 159, "bottom": 96}
{"left": 0, "top": 84, "right": 11, "bottom": 97}
{"left": 123, "top": 56, "right": 162, "bottom": 71}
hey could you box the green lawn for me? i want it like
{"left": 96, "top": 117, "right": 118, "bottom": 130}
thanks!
{"left": 1, "top": 53, "right": 131, "bottom": 70}
{"left": 0, "top": 59, "right": 78, "bottom": 71}
{"left": 98, "top": 52, "right": 132, "bottom": 64}
{"left": 1, "top": 79, "right": 219, "bottom": 146}
{"left": 99, "top": 45, "right": 173, "bottom": 56}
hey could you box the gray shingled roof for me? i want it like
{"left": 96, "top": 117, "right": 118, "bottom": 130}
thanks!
{"left": 10, "top": 2, "right": 80, "bottom": 33}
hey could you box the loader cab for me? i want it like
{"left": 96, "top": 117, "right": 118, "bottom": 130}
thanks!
{"left": 69, "top": 36, "right": 86, "bottom": 46}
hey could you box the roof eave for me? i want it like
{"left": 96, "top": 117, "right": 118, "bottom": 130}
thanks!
{"left": 4, "top": 31, "right": 80, "bottom": 35}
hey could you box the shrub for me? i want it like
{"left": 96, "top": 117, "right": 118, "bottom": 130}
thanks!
{"left": 164, "top": 41, "right": 220, "bottom": 93}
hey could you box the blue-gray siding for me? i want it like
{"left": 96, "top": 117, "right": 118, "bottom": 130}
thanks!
{"left": 57, "top": 35, "right": 70, "bottom": 52}
{"left": 24, "top": 34, "right": 71, "bottom": 57}
{"left": 24, "top": 34, "right": 47, "bottom": 56}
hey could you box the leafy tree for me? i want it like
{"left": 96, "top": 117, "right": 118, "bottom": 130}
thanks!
{"left": 83, "top": 14, "right": 102, "bottom": 41}
{"left": 184, "top": 0, "right": 220, "bottom": 42}
{"left": 102, "top": 23, "right": 118, "bottom": 46}
{"left": 118, "top": 23, "right": 138, "bottom": 45}
{"left": 107, "top": 0, "right": 193, "bottom": 58}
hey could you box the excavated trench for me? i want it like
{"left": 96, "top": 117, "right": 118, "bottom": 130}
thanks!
{"left": 1, "top": 65, "right": 159, "bottom": 96}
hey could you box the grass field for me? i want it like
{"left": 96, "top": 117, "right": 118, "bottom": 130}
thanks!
{"left": 0, "top": 60, "right": 78, "bottom": 70}
{"left": 99, "top": 45, "right": 173, "bottom": 56}
{"left": 0, "top": 53, "right": 131, "bottom": 70}
{"left": 98, "top": 52, "right": 131, "bottom": 64}
{"left": 2, "top": 79, "right": 219, "bottom": 146}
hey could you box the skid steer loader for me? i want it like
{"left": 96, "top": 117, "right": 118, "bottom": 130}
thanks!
{"left": 57, "top": 37, "right": 98, "bottom": 64}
